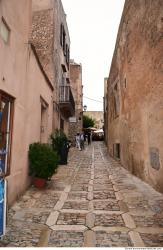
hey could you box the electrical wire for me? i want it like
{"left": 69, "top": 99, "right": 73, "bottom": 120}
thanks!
{"left": 83, "top": 96, "right": 103, "bottom": 103}
{"left": 69, "top": 85, "right": 103, "bottom": 103}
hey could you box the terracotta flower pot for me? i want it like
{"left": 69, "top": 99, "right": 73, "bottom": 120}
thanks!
{"left": 32, "top": 177, "right": 46, "bottom": 188}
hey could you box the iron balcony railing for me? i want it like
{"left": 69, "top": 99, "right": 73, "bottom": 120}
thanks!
{"left": 59, "top": 85, "right": 75, "bottom": 114}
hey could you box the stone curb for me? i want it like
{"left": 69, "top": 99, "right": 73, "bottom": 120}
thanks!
{"left": 135, "top": 227, "right": 163, "bottom": 234}
{"left": 87, "top": 192, "right": 93, "bottom": 201}
{"left": 84, "top": 230, "right": 96, "bottom": 247}
{"left": 93, "top": 210, "right": 123, "bottom": 215}
{"left": 122, "top": 213, "right": 136, "bottom": 229}
{"left": 86, "top": 213, "right": 95, "bottom": 228}
{"left": 115, "top": 191, "right": 123, "bottom": 200}
{"left": 46, "top": 211, "right": 59, "bottom": 227}
{"left": 37, "top": 228, "right": 51, "bottom": 247}
{"left": 50, "top": 225, "right": 87, "bottom": 231}
{"left": 129, "top": 231, "right": 145, "bottom": 247}
{"left": 92, "top": 226, "right": 129, "bottom": 232}
{"left": 60, "top": 209, "right": 89, "bottom": 213}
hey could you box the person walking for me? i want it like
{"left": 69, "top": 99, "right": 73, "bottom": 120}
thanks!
{"left": 75, "top": 133, "right": 81, "bottom": 150}
{"left": 87, "top": 132, "right": 91, "bottom": 145}
{"left": 80, "top": 132, "right": 85, "bottom": 150}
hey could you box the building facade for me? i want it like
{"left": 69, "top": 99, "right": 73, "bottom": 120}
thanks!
{"left": 107, "top": 0, "right": 163, "bottom": 192}
{"left": 32, "top": 0, "right": 75, "bottom": 136}
{"left": 103, "top": 77, "right": 108, "bottom": 145}
{"left": 68, "top": 60, "right": 83, "bottom": 144}
{"left": 86, "top": 111, "right": 104, "bottom": 129}
{"left": 0, "top": 0, "right": 54, "bottom": 205}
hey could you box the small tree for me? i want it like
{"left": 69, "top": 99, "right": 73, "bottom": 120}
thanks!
{"left": 83, "top": 115, "right": 95, "bottom": 128}
{"left": 28, "top": 143, "right": 59, "bottom": 180}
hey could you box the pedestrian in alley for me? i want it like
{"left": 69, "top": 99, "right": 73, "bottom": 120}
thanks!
{"left": 80, "top": 132, "right": 85, "bottom": 150}
{"left": 84, "top": 131, "right": 87, "bottom": 142}
{"left": 75, "top": 133, "right": 81, "bottom": 150}
{"left": 87, "top": 132, "right": 91, "bottom": 145}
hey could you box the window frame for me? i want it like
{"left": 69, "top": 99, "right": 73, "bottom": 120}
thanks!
{"left": 0, "top": 90, "right": 14, "bottom": 176}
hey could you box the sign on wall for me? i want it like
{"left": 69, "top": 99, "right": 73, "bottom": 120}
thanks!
{"left": 69, "top": 117, "right": 77, "bottom": 123}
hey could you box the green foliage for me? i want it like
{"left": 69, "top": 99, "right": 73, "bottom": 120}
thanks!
{"left": 83, "top": 115, "right": 95, "bottom": 128}
{"left": 28, "top": 143, "right": 59, "bottom": 180}
{"left": 51, "top": 129, "right": 68, "bottom": 154}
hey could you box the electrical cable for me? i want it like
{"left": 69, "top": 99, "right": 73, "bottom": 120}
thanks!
{"left": 69, "top": 85, "right": 103, "bottom": 103}
{"left": 83, "top": 96, "right": 103, "bottom": 103}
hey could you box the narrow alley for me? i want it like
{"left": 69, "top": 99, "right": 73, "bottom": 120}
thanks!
{"left": 1, "top": 142, "right": 163, "bottom": 247}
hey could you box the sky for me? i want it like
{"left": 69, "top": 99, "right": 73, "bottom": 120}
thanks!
{"left": 62, "top": 0, "right": 125, "bottom": 111}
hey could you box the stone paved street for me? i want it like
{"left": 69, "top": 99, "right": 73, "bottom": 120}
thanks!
{"left": 1, "top": 142, "right": 163, "bottom": 247}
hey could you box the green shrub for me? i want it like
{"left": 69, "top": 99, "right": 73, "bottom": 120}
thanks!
{"left": 28, "top": 142, "right": 59, "bottom": 180}
{"left": 51, "top": 129, "right": 68, "bottom": 155}
{"left": 83, "top": 115, "right": 95, "bottom": 128}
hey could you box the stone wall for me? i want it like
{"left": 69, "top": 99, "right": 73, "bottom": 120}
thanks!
{"left": 31, "top": 8, "right": 54, "bottom": 83}
{"left": 32, "top": 0, "right": 71, "bottom": 134}
{"left": 0, "top": 0, "right": 53, "bottom": 205}
{"left": 107, "top": 0, "right": 163, "bottom": 192}
{"left": 69, "top": 62, "right": 83, "bottom": 144}
{"left": 68, "top": 116, "right": 83, "bottom": 145}
{"left": 52, "top": 0, "right": 71, "bottom": 134}
{"left": 104, "top": 78, "right": 108, "bottom": 145}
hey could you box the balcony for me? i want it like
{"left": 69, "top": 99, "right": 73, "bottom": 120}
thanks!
{"left": 59, "top": 85, "right": 75, "bottom": 117}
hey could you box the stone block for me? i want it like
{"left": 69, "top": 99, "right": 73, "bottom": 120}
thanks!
{"left": 150, "top": 147, "right": 160, "bottom": 170}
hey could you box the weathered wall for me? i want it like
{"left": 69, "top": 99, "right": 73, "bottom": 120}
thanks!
{"left": 0, "top": 0, "right": 32, "bottom": 205}
{"left": 69, "top": 61, "right": 83, "bottom": 144}
{"left": 31, "top": 8, "right": 54, "bottom": 83}
{"left": 52, "top": 0, "right": 70, "bottom": 134}
{"left": 32, "top": 0, "right": 53, "bottom": 11}
{"left": 32, "top": 0, "right": 71, "bottom": 135}
{"left": 0, "top": 0, "right": 53, "bottom": 205}
{"left": 104, "top": 77, "right": 108, "bottom": 145}
{"left": 107, "top": 0, "right": 163, "bottom": 192}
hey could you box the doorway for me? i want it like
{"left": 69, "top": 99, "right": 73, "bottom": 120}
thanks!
{"left": 0, "top": 91, "right": 14, "bottom": 236}
{"left": 113, "top": 143, "right": 120, "bottom": 159}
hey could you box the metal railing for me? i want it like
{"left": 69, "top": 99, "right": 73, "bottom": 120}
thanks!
{"left": 59, "top": 85, "right": 75, "bottom": 111}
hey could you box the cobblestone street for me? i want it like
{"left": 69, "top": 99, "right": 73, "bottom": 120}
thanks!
{"left": 1, "top": 142, "right": 163, "bottom": 247}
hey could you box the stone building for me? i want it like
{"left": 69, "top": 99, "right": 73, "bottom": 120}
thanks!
{"left": 0, "top": 0, "right": 54, "bottom": 205}
{"left": 103, "top": 77, "right": 108, "bottom": 145}
{"left": 86, "top": 111, "right": 104, "bottom": 129}
{"left": 107, "top": 0, "right": 163, "bottom": 192}
{"left": 32, "top": 0, "right": 75, "bottom": 136}
{"left": 68, "top": 60, "right": 83, "bottom": 144}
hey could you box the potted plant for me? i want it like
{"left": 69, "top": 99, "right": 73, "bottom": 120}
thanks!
{"left": 28, "top": 142, "right": 59, "bottom": 188}
{"left": 51, "top": 129, "right": 70, "bottom": 165}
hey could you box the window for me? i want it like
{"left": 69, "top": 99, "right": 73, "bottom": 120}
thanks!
{"left": 60, "top": 24, "right": 63, "bottom": 46}
{"left": 63, "top": 30, "right": 66, "bottom": 55}
{"left": 124, "top": 77, "right": 127, "bottom": 88}
{"left": 0, "top": 18, "right": 10, "bottom": 43}
{"left": 0, "top": 91, "right": 14, "bottom": 175}
{"left": 114, "top": 83, "right": 118, "bottom": 91}
{"left": 61, "top": 73, "right": 65, "bottom": 85}
{"left": 113, "top": 96, "right": 118, "bottom": 117}
{"left": 112, "top": 82, "right": 120, "bottom": 119}
{"left": 61, "top": 67, "right": 66, "bottom": 85}
{"left": 60, "top": 118, "right": 64, "bottom": 131}
{"left": 60, "top": 23, "right": 67, "bottom": 57}
{"left": 66, "top": 44, "right": 70, "bottom": 66}
{"left": 113, "top": 143, "right": 120, "bottom": 159}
